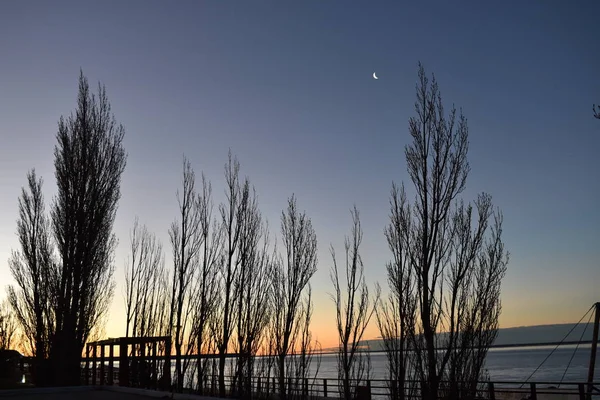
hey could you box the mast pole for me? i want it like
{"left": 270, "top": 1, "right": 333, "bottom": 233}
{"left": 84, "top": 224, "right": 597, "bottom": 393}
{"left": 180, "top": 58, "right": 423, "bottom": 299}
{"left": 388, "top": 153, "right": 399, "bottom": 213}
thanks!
{"left": 587, "top": 302, "right": 600, "bottom": 398}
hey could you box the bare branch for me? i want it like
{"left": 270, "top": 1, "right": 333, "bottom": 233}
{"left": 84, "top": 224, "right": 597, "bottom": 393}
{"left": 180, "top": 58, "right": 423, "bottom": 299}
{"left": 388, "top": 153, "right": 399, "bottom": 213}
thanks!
{"left": 330, "top": 207, "right": 379, "bottom": 400}
{"left": 0, "top": 301, "right": 17, "bottom": 350}
{"left": 216, "top": 150, "right": 250, "bottom": 397}
{"left": 7, "top": 170, "right": 55, "bottom": 366}
{"left": 168, "top": 156, "right": 205, "bottom": 391}
{"left": 381, "top": 63, "right": 508, "bottom": 400}
{"left": 272, "top": 194, "right": 318, "bottom": 400}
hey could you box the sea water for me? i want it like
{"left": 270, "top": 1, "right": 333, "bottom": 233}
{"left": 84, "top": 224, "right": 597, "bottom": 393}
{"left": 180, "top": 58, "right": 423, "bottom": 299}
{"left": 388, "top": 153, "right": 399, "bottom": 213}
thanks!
{"left": 314, "top": 344, "right": 600, "bottom": 382}
{"left": 87, "top": 344, "right": 600, "bottom": 390}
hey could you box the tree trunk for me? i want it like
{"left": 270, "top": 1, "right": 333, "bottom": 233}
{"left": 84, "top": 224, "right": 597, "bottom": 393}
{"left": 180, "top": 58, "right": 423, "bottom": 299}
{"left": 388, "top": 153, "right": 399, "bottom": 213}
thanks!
{"left": 278, "top": 354, "right": 286, "bottom": 400}
{"left": 218, "top": 349, "right": 227, "bottom": 397}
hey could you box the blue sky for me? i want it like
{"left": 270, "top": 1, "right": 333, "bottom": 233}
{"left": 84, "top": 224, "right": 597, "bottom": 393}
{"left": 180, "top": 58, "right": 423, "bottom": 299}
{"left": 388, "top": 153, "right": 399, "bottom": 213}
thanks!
{"left": 0, "top": 1, "right": 598, "bottom": 346}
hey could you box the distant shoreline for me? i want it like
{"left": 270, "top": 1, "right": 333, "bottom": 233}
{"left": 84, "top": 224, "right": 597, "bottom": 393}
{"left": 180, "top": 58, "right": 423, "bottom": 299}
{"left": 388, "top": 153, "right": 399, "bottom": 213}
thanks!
{"left": 318, "top": 340, "right": 598, "bottom": 355}
{"left": 489, "top": 339, "right": 597, "bottom": 349}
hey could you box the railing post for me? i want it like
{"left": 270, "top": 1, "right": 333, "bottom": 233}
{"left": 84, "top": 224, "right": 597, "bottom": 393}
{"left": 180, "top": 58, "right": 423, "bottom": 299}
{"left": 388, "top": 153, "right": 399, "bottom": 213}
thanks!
{"left": 587, "top": 303, "right": 600, "bottom": 400}
{"left": 151, "top": 342, "right": 157, "bottom": 390}
{"left": 92, "top": 345, "right": 97, "bottom": 385}
{"left": 266, "top": 376, "right": 270, "bottom": 397}
{"left": 488, "top": 382, "right": 495, "bottom": 400}
{"left": 85, "top": 344, "right": 90, "bottom": 385}
{"left": 304, "top": 378, "right": 309, "bottom": 399}
{"left": 109, "top": 345, "right": 114, "bottom": 385}
{"left": 530, "top": 383, "right": 537, "bottom": 400}
{"left": 119, "top": 341, "right": 129, "bottom": 387}
{"left": 140, "top": 342, "right": 146, "bottom": 388}
{"left": 196, "top": 340, "right": 202, "bottom": 395}
{"left": 131, "top": 343, "right": 137, "bottom": 387}
{"left": 100, "top": 345, "right": 105, "bottom": 385}
{"left": 258, "top": 377, "right": 262, "bottom": 395}
{"left": 579, "top": 383, "right": 586, "bottom": 400}
{"left": 324, "top": 379, "right": 328, "bottom": 397}
{"left": 164, "top": 337, "right": 171, "bottom": 390}
{"left": 356, "top": 380, "right": 372, "bottom": 400}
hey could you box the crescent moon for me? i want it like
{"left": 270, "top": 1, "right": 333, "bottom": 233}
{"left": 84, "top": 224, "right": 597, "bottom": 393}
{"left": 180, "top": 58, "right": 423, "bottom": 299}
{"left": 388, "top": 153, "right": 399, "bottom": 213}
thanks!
{"left": 373, "top": 72, "right": 378, "bottom": 80}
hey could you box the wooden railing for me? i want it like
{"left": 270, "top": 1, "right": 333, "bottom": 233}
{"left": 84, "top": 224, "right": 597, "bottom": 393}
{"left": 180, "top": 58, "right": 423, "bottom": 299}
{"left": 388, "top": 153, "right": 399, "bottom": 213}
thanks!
{"left": 78, "top": 366, "right": 600, "bottom": 400}
{"left": 201, "top": 376, "right": 597, "bottom": 400}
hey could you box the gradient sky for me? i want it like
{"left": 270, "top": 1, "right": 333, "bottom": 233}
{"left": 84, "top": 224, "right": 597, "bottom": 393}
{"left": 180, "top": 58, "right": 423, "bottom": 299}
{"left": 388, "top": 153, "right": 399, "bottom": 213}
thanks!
{"left": 1, "top": 1, "right": 599, "bottom": 349}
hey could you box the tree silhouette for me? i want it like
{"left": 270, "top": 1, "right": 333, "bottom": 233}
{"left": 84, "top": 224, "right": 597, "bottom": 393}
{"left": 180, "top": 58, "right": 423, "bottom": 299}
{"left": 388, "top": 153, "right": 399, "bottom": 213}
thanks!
{"left": 124, "top": 218, "right": 168, "bottom": 339}
{"left": 168, "top": 157, "right": 204, "bottom": 391}
{"left": 0, "top": 301, "right": 17, "bottom": 351}
{"left": 50, "top": 71, "right": 127, "bottom": 386}
{"left": 233, "top": 187, "right": 273, "bottom": 398}
{"left": 191, "top": 172, "right": 222, "bottom": 394}
{"left": 216, "top": 151, "right": 249, "bottom": 397}
{"left": 7, "top": 170, "right": 55, "bottom": 365}
{"left": 330, "top": 207, "right": 379, "bottom": 400}
{"left": 382, "top": 63, "right": 508, "bottom": 400}
{"left": 271, "top": 195, "right": 318, "bottom": 400}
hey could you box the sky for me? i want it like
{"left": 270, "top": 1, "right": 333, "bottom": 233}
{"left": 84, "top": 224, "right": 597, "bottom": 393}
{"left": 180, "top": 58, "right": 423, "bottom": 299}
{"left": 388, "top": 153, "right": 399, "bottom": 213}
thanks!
{"left": 0, "top": 1, "right": 599, "bottom": 350}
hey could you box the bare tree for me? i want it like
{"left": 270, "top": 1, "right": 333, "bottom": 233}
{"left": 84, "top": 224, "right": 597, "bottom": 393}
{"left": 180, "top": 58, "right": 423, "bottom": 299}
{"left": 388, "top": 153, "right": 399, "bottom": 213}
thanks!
{"left": 441, "top": 209, "right": 507, "bottom": 399}
{"left": 233, "top": 192, "right": 273, "bottom": 398}
{"left": 168, "top": 156, "right": 204, "bottom": 391}
{"left": 376, "top": 287, "right": 418, "bottom": 400}
{"left": 330, "top": 207, "right": 379, "bottom": 400}
{"left": 207, "top": 300, "right": 224, "bottom": 394}
{"left": 377, "top": 184, "right": 420, "bottom": 400}
{"left": 272, "top": 195, "right": 318, "bottom": 400}
{"left": 0, "top": 300, "right": 17, "bottom": 350}
{"left": 7, "top": 170, "right": 55, "bottom": 365}
{"left": 286, "top": 287, "right": 322, "bottom": 400}
{"left": 178, "top": 270, "right": 203, "bottom": 390}
{"left": 192, "top": 173, "right": 223, "bottom": 394}
{"left": 216, "top": 151, "right": 249, "bottom": 397}
{"left": 50, "top": 71, "right": 127, "bottom": 385}
{"left": 383, "top": 63, "right": 508, "bottom": 400}
{"left": 124, "top": 218, "right": 166, "bottom": 338}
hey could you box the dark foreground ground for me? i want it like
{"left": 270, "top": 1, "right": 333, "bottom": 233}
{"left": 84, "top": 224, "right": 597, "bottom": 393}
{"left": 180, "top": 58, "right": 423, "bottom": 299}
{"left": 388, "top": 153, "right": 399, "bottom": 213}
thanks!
{"left": 1, "top": 391, "right": 151, "bottom": 400}
{"left": 0, "top": 386, "right": 216, "bottom": 400}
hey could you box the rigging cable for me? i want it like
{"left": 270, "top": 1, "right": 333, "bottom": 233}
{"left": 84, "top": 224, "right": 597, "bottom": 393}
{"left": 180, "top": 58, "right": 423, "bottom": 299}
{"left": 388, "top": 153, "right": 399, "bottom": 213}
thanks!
{"left": 558, "top": 310, "right": 593, "bottom": 388}
{"left": 520, "top": 304, "right": 595, "bottom": 388}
